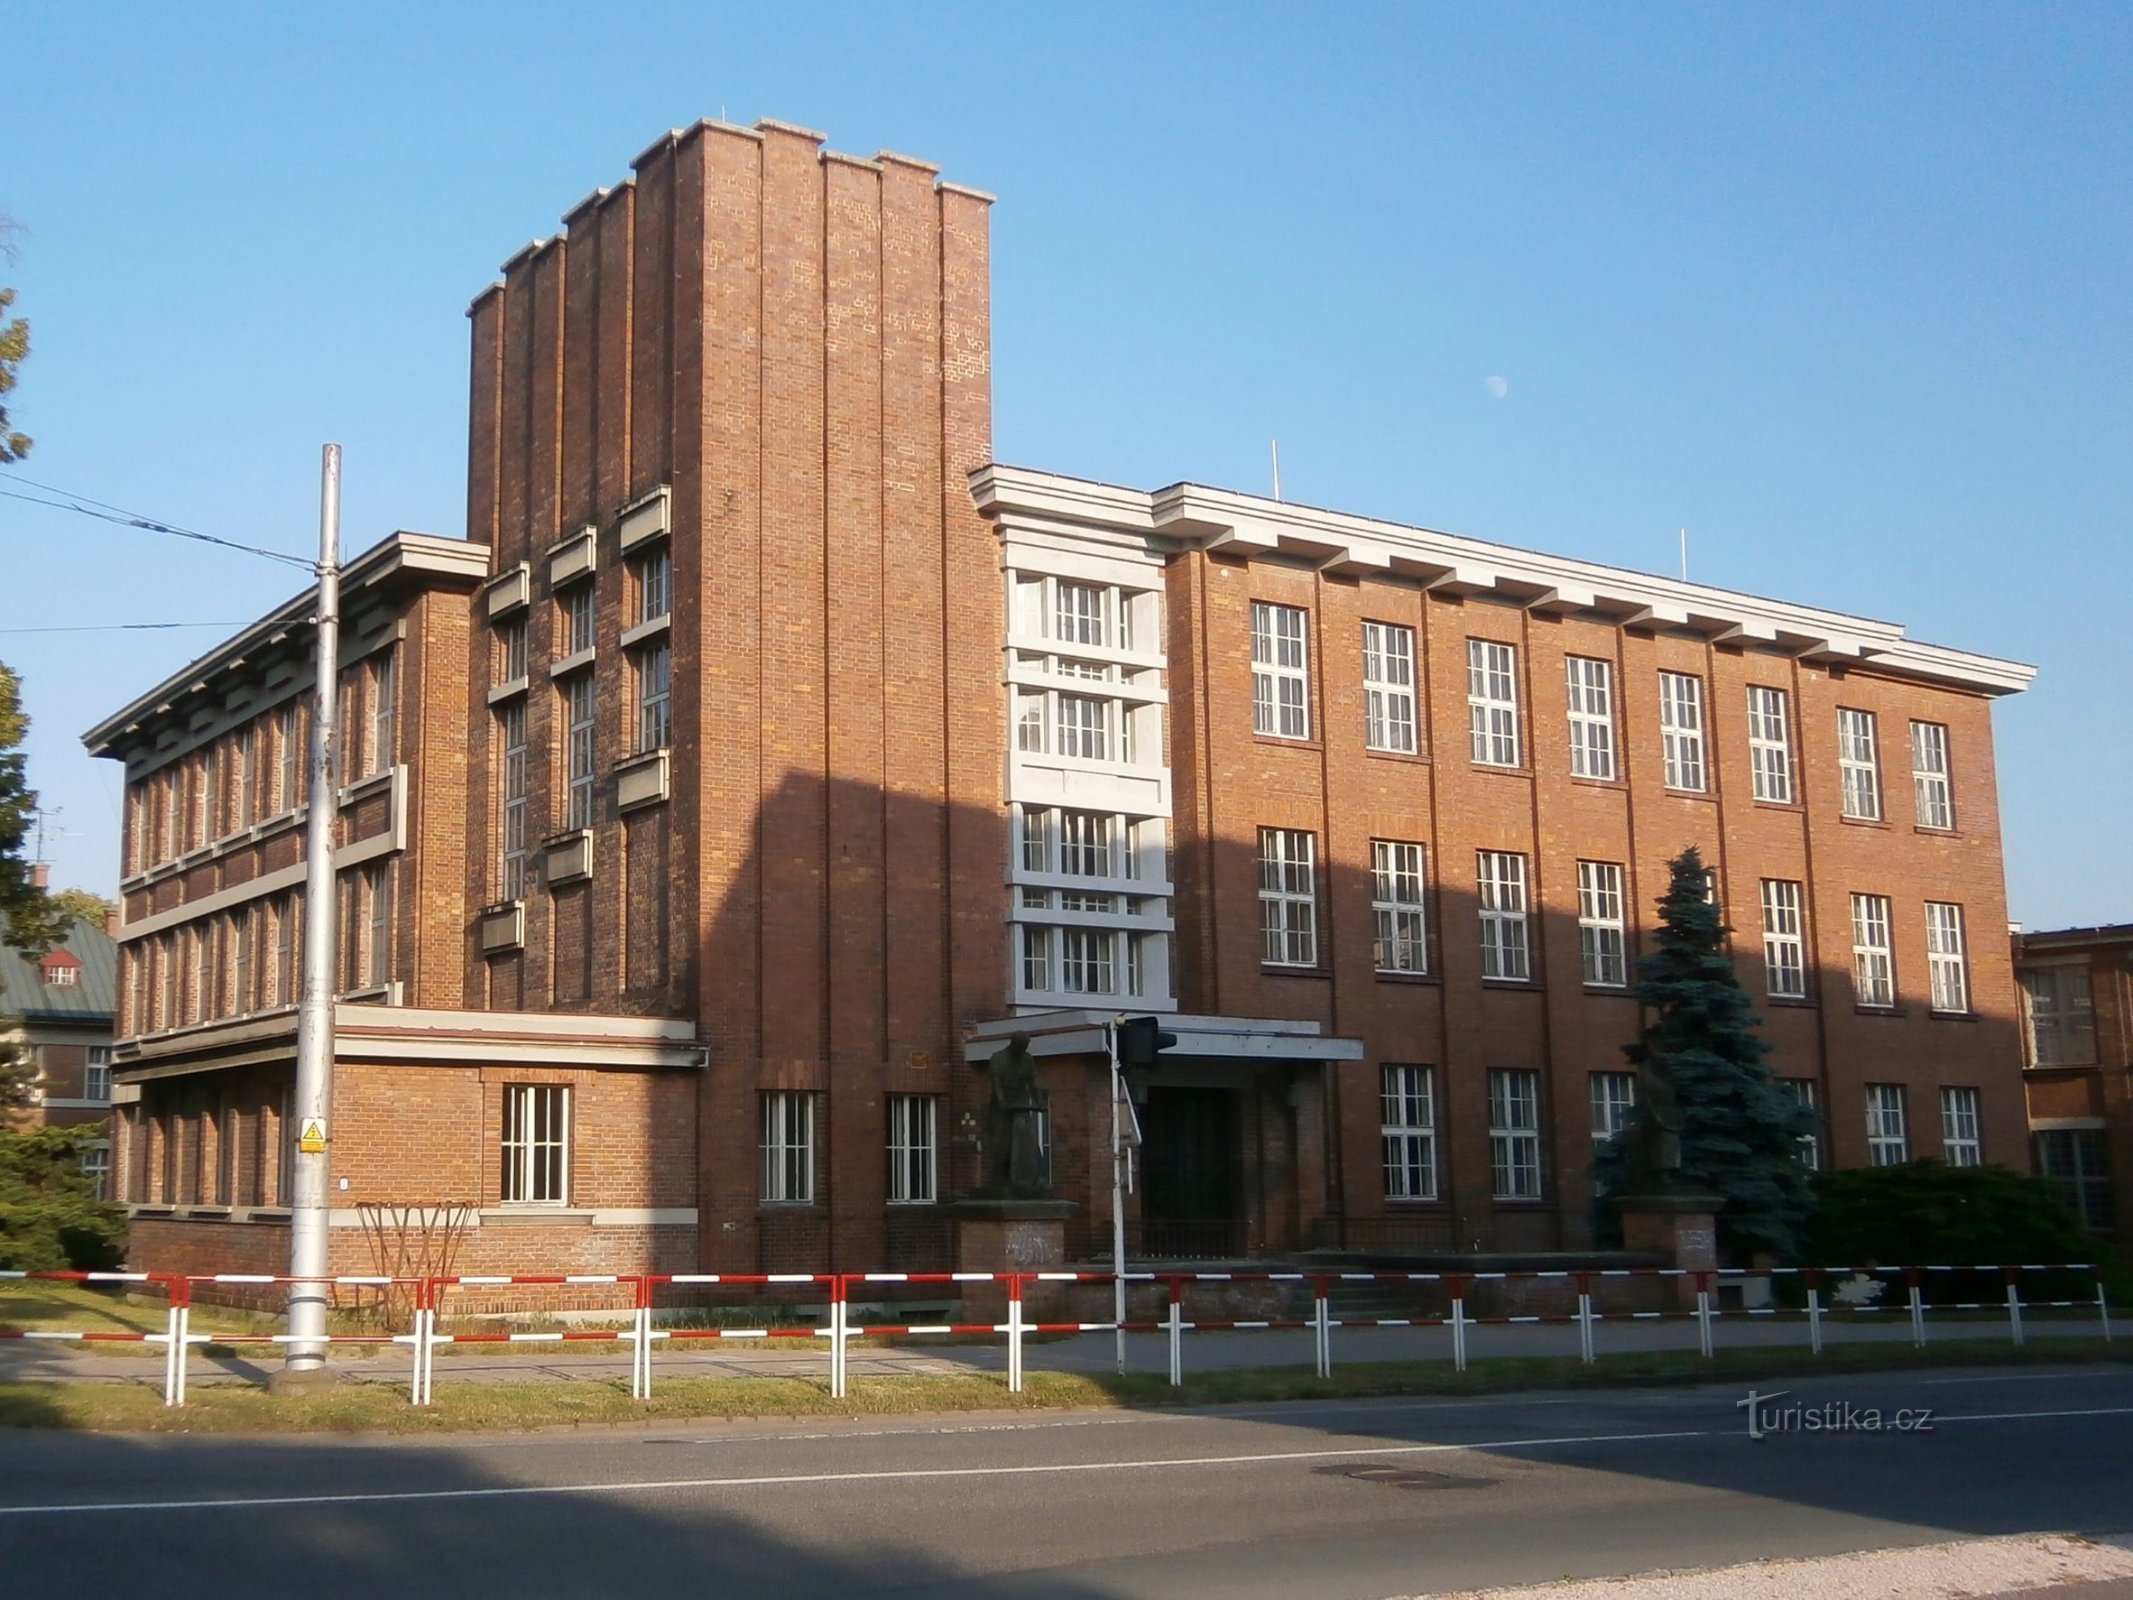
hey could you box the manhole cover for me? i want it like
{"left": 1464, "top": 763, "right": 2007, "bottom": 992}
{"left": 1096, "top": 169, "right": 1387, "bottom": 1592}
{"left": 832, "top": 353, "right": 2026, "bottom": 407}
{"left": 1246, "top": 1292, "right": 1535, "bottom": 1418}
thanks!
{"left": 1312, "top": 1463, "right": 1495, "bottom": 1491}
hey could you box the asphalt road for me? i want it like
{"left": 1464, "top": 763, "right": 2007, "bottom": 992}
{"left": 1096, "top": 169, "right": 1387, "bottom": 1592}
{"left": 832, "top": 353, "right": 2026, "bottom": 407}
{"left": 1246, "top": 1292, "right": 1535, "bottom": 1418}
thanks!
{"left": 0, "top": 1364, "right": 2128, "bottom": 1600}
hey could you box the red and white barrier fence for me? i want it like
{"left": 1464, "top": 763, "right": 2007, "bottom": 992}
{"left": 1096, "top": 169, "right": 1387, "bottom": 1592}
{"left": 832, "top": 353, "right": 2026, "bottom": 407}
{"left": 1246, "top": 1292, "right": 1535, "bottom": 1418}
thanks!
{"left": 2, "top": 1260, "right": 2112, "bottom": 1408}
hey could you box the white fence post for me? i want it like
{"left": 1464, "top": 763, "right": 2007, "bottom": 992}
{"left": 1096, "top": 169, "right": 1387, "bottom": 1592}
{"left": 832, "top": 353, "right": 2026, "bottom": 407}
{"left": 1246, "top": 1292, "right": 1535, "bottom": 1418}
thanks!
{"left": 2098, "top": 1277, "right": 2113, "bottom": 1344}
{"left": 830, "top": 1277, "right": 848, "bottom": 1400}
{"left": 2006, "top": 1272, "right": 2025, "bottom": 1349}
{"left": 1694, "top": 1274, "right": 1714, "bottom": 1360}
{"left": 1313, "top": 1277, "right": 1331, "bottom": 1380}
{"left": 1450, "top": 1278, "right": 1469, "bottom": 1374}
{"left": 1007, "top": 1276, "right": 1025, "bottom": 1395}
{"left": 1576, "top": 1275, "right": 1595, "bottom": 1365}
{"left": 1908, "top": 1273, "right": 1927, "bottom": 1349}
{"left": 1807, "top": 1274, "right": 1824, "bottom": 1355}
{"left": 1166, "top": 1278, "right": 1183, "bottom": 1389}
{"left": 160, "top": 1280, "right": 184, "bottom": 1408}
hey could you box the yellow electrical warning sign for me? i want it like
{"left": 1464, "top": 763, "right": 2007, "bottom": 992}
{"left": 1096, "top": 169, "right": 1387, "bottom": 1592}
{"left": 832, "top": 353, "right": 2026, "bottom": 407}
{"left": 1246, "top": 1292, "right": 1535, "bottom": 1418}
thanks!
{"left": 297, "top": 1118, "right": 327, "bottom": 1155}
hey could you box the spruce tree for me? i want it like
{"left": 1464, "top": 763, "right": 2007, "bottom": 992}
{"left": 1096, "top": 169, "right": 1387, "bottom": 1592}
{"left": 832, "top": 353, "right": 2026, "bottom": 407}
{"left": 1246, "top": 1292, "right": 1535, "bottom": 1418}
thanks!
{"left": 1595, "top": 845, "right": 1819, "bottom": 1262}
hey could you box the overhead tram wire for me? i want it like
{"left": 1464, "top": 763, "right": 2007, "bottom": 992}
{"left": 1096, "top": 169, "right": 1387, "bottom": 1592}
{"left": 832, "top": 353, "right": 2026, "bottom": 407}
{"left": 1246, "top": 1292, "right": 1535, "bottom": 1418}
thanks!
{"left": 0, "top": 622, "right": 246, "bottom": 635}
{"left": 0, "top": 472, "right": 317, "bottom": 571}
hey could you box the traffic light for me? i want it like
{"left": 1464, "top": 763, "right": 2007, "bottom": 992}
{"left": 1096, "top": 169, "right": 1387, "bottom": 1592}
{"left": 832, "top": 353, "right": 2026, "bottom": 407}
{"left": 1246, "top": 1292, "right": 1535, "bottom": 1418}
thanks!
{"left": 1115, "top": 1015, "right": 1177, "bottom": 1069}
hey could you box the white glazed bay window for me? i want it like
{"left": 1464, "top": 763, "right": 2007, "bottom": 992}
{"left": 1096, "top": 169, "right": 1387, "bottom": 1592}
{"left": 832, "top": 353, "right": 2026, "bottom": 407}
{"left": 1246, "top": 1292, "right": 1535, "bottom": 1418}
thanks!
{"left": 1013, "top": 806, "right": 1168, "bottom": 1004}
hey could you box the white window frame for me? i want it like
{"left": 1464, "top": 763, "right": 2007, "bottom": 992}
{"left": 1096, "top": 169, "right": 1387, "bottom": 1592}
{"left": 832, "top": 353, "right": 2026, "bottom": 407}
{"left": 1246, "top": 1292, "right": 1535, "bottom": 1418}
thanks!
{"left": 1477, "top": 851, "right": 1530, "bottom": 981}
{"left": 1911, "top": 720, "right": 1954, "bottom": 830}
{"left": 498, "top": 614, "right": 529, "bottom": 684}
{"left": 1258, "top": 827, "right": 1317, "bottom": 967}
{"left": 1760, "top": 879, "right": 1808, "bottom": 1000}
{"left": 1060, "top": 925, "right": 1118, "bottom": 995}
{"left": 278, "top": 703, "right": 301, "bottom": 814}
{"left": 1838, "top": 708, "right": 1882, "bottom": 821}
{"left": 760, "top": 1091, "right": 815, "bottom": 1204}
{"left": 497, "top": 699, "right": 529, "bottom": 900}
{"left": 84, "top": 1048, "right": 112, "bottom": 1104}
{"left": 2022, "top": 965, "right": 2097, "bottom": 1068}
{"left": 1056, "top": 692, "right": 1113, "bottom": 762}
{"left": 1939, "top": 1086, "right": 1982, "bottom": 1167}
{"left": 1055, "top": 579, "right": 1108, "bottom": 648}
{"left": 887, "top": 1094, "right": 938, "bottom": 1205}
{"left": 1925, "top": 902, "right": 1969, "bottom": 1014}
{"left": 1746, "top": 685, "right": 1793, "bottom": 804}
{"left": 1576, "top": 860, "right": 1628, "bottom": 988}
{"left": 563, "top": 670, "right": 596, "bottom": 831}
{"left": 81, "top": 1142, "right": 112, "bottom": 1201}
{"left": 1019, "top": 924, "right": 1053, "bottom": 994}
{"left": 1371, "top": 840, "right": 1428, "bottom": 975}
{"left": 1589, "top": 1071, "right": 1637, "bottom": 1143}
{"left": 1658, "top": 671, "right": 1706, "bottom": 792}
{"left": 500, "top": 1083, "right": 569, "bottom": 1205}
{"left": 635, "top": 638, "right": 672, "bottom": 753}
{"left": 368, "top": 649, "right": 396, "bottom": 779}
{"left": 561, "top": 580, "right": 595, "bottom": 658}
{"left": 363, "top": 861, "right": 391, "bottom": 988}
{"left": 1059, "top": 810, "right": 1114, "bottom": 878}
{"left": 1489, "top": 1068, "right": 1543, "bottom": 1200}
{"left": 1362, "top": 622, "right": 1417, "bottom": 753}
{"left": 1565, "top": 656, "right": 1616, "bottom": 780}
{"left": 1865, "top": 1083, "right": 1909, "bottom": 1166}
{"left": 1467, "top": 639, "right": 1520, "bottom": 767}
{"left": 1380, "top": 1065, "right": 1438, "bottom": 1201}
{"left": 1784, "top": 1079, "right": 1822, "bottom": 1170}
{"left": 237, "top": 722, "right": 258, "bottom": 829}
{"left": 1251, "top": 602, "right": 1311, "bottom": 740}
{"left": 636, "top": 543, "right": 672, "bottom": 626}
{"left": 1850, "top": 893, "right": 1895, "bottom": 1008}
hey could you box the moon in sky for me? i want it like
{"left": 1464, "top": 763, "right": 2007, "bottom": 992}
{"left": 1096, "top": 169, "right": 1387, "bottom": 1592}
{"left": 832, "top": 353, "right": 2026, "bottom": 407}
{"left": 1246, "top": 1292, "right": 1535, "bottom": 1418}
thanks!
{"left": 1483, "top": 375, "right": 1510, "bottom": 399}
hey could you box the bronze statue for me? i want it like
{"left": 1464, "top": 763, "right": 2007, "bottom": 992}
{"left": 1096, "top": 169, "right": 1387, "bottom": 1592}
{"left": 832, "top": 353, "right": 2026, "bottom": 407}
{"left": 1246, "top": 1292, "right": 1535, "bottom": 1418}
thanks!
{"left": 982, "top": 1031, "right": 1053, "bottom": 1198}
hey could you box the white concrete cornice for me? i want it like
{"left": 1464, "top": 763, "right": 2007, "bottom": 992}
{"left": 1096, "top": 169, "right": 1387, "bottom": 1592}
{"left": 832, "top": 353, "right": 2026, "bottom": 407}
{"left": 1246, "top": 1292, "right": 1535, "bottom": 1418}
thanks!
{"left": 970, "top": 466, "right": 2036, "bottom": 698}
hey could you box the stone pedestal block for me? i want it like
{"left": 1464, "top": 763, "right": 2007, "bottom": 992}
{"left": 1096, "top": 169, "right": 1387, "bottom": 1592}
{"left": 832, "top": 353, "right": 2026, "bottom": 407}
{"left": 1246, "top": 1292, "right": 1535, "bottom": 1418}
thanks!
{"left": 950, "top": 1199, "right": 1079, "bottom": 1320}
{"left": 1616, "top": 1193, "right": 1722, "bottom": 1308}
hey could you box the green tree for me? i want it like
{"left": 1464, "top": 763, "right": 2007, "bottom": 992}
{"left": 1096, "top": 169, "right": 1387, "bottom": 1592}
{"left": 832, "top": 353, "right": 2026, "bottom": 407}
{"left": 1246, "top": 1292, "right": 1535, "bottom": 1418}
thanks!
{"left": 0, "top": 213, "right": 28, "bottom": 462}
{"left": 49, "top": 887, "right": 116, "bottom": 925}
{"left": 0, "top": 1124, "right": 125, "bottom": 1270}
{"left": 0, "top": 664, "right": 65, "bottom": 959}
{"left": 1596, "top": 845, "right": 1819, "bottom": 1262}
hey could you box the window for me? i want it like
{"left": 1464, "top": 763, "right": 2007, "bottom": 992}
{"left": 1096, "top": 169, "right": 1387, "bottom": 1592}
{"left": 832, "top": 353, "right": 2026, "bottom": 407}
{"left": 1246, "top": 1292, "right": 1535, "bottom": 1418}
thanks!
{"left": 197, "top": 747, "right": 219, "bottom": 844}
{"left": 2022, "top": 966, "right": 2097, "bottom": 1067}
{"left": 560, "top": 581, "right": 595, "bottom": 658}
{"left": 887, "top": 1094, "right": 938, "bottom": 1205}
{"left": 1590, "top": 1071, "right": 1637, "bottom": 1143}
{"left": 1258, "top": 828, "right": 1317, "bottom": 967}
{"left": 636, "top": 544, "right": 672, "bottom": 627}
{"left": 1838, "top": 708, "right": 1882, "bottom": 820}
{"left": 362, "top": 862, "right": 392, "bottom": 988}
{"left": 1055, "top": 580, "right": 1106, "bottom": 647}
{"left": 1565, "top": 656, "right": 1615, "bottom": 780}
{"left": 1939, "top": 1086, "right": 1982, "bottom": 1167}
{"left": 497, "top": 615, "right": 529, "bottom": 684}
{"left": 1577, "top": 861, "right": 1628, "bottom": 987}
{"left": 1850, "top": 893, "right": 1895, "bottom": 1008}
{"left": 81, "top": 1143, "right": 111, "bottom": 1201}
{"left": 2035, "top": 1129, "right": 2112, "bottom": 1230}
{"left": 1362, "top": 622, "right": 1417, "bottom": 753}
{"left": 368, "top": 650, "right": 396, "bottom": 777}
{"left": 1925, "top": 902, "right": 1969, "bottom": 1014}
{"left": 1760, "top": 880, "right": 1807, "bottom": 1000}
{"left": 1019, "top": 925, "right": 1052, "bottom": 993}
{"left": 232, "top": 904, "right": 253, "bottom": 1013}
{"left": 1911, "top": 721, "right": 1953, "bottom": 830}
{"left": 635, "top": 640, "right": 672, "bottom": 752}
{"left": 84, "top": 1048, "right": 112, "bottom": 1104}
{"left": 1380, "top": 1066, "right": 1437, "bottom": 1200}
{"left": 1251, "top": 602, "right": 1310, "bottom": 740}
{"left": 43, "top": 962, "right": 78, "bottom": 988}
{"left": 761, "top": 1091, "right": 815, "bottom": 1204}
{"left": 1060, "top": 927, "right": 1116, "bottom": 995}
{"left": 1371, "top": 840, "right": 1428, "bottom": 975}
{"left": 1865, "top": 1083, "right": 1909, "bottom": 1166}
{"left": 338, "top": 667, "right": 363, "bottom": 785}
{"left": 237, "top": 723, "right": 258, "bottom": 828}
{"left": 1467, "top": 640, "right": 1520, "bottom": 766}
{"left": 278, "top": 704, "right": 302, "bottom": 813}
{"left": 1746, "top": 686, "right": 1793, "bottom": 804}
{"left": 1489, "top": 1069, "right": 1542, "bottom": 1200}
{"left": 1060, "top": 811, "right": 1114, "bottom": 878}
{"left": 1056, "top": 693, "right": 1112, "bottom": 761}
{"left": 1476, "top": 851, "right": 1530, "bottom": 980}
{"left": 1784, "top": 1079, "right": 1822, "bottom": 1170}
{"left": 1658, "top": 671, "right": 1706, "bottom": 792}
{"left": 497, "top": 700, "right": 529, "bottom": 900}
{"left": 563, "top": 671, "right": 596, "bottom": 830}
{"left": 500, "top": 1084, "right": 569, "bottom": 1204}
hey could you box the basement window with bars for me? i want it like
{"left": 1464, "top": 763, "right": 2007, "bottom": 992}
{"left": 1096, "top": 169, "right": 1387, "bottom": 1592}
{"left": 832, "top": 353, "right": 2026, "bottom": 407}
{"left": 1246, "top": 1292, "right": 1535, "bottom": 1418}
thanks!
{"left": 500, "top": 1084, "right": 569, "bottom": 1205}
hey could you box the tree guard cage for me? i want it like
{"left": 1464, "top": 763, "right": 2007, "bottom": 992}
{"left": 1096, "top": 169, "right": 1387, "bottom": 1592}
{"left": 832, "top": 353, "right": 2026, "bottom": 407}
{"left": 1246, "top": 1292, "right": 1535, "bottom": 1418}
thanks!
{"left": 353, "top": 1202, "right": 476, "bottom": 1326}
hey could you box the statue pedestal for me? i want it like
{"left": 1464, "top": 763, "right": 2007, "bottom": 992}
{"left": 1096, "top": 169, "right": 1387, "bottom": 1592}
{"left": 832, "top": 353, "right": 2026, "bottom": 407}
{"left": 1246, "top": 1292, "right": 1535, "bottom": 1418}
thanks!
{"left": 951, "top": 1199, "right": 1080, "bottom": 1321}
{"left": 1616, "top": 1193, "right": 1722, "bottom": 1309}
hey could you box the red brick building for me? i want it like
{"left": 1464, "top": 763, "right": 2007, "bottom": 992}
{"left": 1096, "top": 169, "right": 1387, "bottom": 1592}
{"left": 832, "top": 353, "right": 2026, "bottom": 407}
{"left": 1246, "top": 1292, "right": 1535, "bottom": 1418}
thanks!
{"left": 87, "top": 120, "right": 2039, "bottom": 1277}
{"left": 2017, "top": 924, "right": 2129, "bottom": 1240}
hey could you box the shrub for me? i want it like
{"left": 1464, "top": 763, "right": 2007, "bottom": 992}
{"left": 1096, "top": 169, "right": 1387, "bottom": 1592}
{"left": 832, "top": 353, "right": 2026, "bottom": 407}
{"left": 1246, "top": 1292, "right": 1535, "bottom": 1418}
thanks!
{"left": 0, "top": 1124, "right": 127, "bottom": 1271}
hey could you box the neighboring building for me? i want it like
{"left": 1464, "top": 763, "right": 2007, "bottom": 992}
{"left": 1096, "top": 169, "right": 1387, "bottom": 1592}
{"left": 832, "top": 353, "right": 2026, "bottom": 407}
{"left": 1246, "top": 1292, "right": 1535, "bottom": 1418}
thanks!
{"left": 84, "top": 119, "right": 2041, "bottom": 1279}
{"left": 2017, "top": 923, "right": 2128, "bottom": 1239}
{"left": 1, "top": 904, "right": 119, "bottom": 1195}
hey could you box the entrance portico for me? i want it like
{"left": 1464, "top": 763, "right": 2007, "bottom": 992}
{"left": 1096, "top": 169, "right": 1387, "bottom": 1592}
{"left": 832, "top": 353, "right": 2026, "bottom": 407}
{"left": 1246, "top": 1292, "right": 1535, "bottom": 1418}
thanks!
{"left": 964, "top": 1012, "right": 1364, "bottom": 1259}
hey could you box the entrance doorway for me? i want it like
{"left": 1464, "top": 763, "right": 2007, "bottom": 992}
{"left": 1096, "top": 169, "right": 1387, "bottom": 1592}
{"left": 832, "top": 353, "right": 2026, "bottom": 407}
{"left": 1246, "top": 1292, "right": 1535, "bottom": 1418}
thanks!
{"left": 1139, "top": 1087, "right": 1241, "bottom": 1257}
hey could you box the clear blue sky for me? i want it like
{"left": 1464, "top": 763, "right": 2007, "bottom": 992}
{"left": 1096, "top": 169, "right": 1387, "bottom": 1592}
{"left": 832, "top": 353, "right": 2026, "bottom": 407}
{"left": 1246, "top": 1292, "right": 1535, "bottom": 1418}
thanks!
{"left": 2, "top": 3, "right": 2126, "bottom": 926}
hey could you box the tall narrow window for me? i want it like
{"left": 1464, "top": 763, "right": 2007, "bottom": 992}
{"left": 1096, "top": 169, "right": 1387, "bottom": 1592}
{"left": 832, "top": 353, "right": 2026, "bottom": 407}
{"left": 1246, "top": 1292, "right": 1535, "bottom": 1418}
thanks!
{"left": 760, "top": 1092, "right": 815, "bottom": 1204}
{"left": 232, "top": 905, "right": 252, "bottom": 1014}
{"left": 1565, "top": 656, "right": 1615, "bottom": 780}
{"left": 1371, "top": 840, "right": 1427, "bottom": 974}
{"left": 278, "top": 704, "right": 301, "bottom": 813}
{"left": 2035, "top": 1129, "right": 2112, "bottom": 1229}
{"left": 1865, "top": 1083, "right": 1909, "bottom": 1166}
{"left": 2022, "top": 966, "right": 2097, "bottom": 1067}
{"left": 1590, "top": 1071, "right": 1637, "bottom": 1143}
{"left": 637, "top": 544, "right": 672, "bottom": 626}
{"left": 1380, "top": 1066, "right": 1437, "bottom": 1200}
{"left": 368, "top": 650, "right": 396, "bottom": 777}
{"left": 1362, "top": 622, "right": 1417, "bottom": 753}
{"left": 497, "top": 614, "right": 529, "bottom": 684}
{"left": 1019, "top": 925, "right": 1053, "bottom": 994}
{"left": 1838, "top": 708, "right": 1882, "bottom": 820}
{"left": 1851, "top": 893, "right": 1895, "bottom": 1007}
{"left": 1577, "top": 861, "right": 1628, "bottom": 987}
{"left": 1925, "top": 902, "right": 1968, "bottom": 1013}
{"left": 635, "top": 640, "right": 672, "bottom": 752}
{"left": 1760, "top": 879, "right": 1808, "bottom": 1000}
{"left": 1467, "top": 640, "right": 1520, "bottom": 766}
{"left": 1476, "top": 851, "right": 1530, "bottom": 980}
{"left": 1060, "top": 811, "right": 1113, "bottom": 878}
{"left": 1658, "top": 671, "right": 1706, "bottom": 791}
{"left": 339, "top": 667, "right": 364, "bottom": 785}
{"left": 561, "top": 581, "right": 595, "bottom": 658}
{"left": 363, "top": 862, "right": 391, "bottom": 988}
{"left": 1055, "top": 580, "right": 1106, "bottom": 647}
{"left": 1060, "top": 927, "right": 1116, "bottom": 995}
{"left": 198, "top": 746, "right": 219, "bottom": 844}
{"left": 1258, "top": 828, "right": 1317, "bottom": 967}
{"left": 498, "top": 700, "right": 529, "bottom": 900}
{"left": 1251, "top": 602, "right": 1310, "bottom": 740}
{"left": 887, "top": 1094, "right": 938, "bottom": 1205}
{"left": 236, "top": 723, "right": 258, "bottom": 829}
{"left": 84, "top": 1048, "right": 112, "bottom": 1104}
{"left": 563, "top": 671, "right": 596, "bottom": 830}
{"left": 1939, "top": 1086, "right": 1982, "bottom": 1167}
{"left": 500, "top": 1084, "right": 569, "bottom": 1204}
{"left": 1911, "top": 721, "right": 1953, "bottom": 830}
{"left": 1784, "top": 1079, "right": 1822, "bottom": 1170}
{"left": 1056, "top": 694, "right": 1112, "bottom": 761}
{"left": 1746, "top": 685, "right": 1793, "bottom": 803}
{"left": 1489, "top": 1069, "right": 1542, "bottom": 1200}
